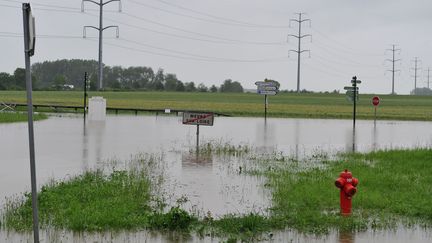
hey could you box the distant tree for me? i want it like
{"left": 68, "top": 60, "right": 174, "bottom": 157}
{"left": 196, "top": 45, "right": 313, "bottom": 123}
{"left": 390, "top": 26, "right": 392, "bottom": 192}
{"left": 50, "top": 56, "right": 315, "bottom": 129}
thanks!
{"left": 0, "top": 72, "right": 13, "bottom": 90}
{"left": 53, "top": 74, "right": 67, "bottom": 88}
{"left": 175, "top": 80, "right": 185, "bottom": 91}
{"left": 411, "top": 87, "right": 432, "bottom": 95}
{"left": 220, "top": 79, "right": 243, "bottom": 93}
{"left": 148, "top": 68, "right": 164, "bottom": 91}
{"left": 184, "top": 82, "right": 196, "bottom": 92}
{"left": 13, "top": 68, "right": 26, "bottom": 90}
{"left": 197, "top": 83, "right": 208, "bottom": 92}
{"left": 164, "top": 73, "right": 179, "bottom": 91}
{"left": 209, "top": 85, "right": 218, "bottom": 93}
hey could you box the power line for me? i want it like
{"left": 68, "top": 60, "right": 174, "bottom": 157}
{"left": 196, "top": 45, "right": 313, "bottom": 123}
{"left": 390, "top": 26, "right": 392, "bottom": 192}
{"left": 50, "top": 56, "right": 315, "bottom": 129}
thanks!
{"left": 128, "top": 0, "right": 270, "bottom": 28}
{"left": 385, "top": 44, "right": 401, "bottom": 95}
{"left": 311, "top": 26, "right": 384, "bottom": 57}
{"left": 117, "top": 38, "right": 287, "bottom": 62}
{"left": 153, "top": 0, "right": 290, "bottom": 29}
{"left": 288, "top": 13, "right": 311, "bottom": 93}
{"left": 101, "top": 38, "right": 289, "bottom": 63}
{"left": 121, "top": 12, "right": 286, "bottom": 46}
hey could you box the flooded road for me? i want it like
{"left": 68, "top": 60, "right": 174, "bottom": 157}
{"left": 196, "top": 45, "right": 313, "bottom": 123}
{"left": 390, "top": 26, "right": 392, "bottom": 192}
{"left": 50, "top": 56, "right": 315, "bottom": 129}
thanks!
{"left": 1, "top": 114, "right": 432, "bottom": 242}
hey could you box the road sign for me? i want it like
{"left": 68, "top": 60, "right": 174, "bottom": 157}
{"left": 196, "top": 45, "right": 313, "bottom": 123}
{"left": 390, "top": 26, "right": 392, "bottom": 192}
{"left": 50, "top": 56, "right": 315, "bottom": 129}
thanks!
{"left": 372, "top": 96, "right": 380, "bottom": 106}
{"left": 258, "top": 90, "right": 277, "bottom": 95}
{"left": 344, "top": 86, "right": 358, "bottom": 90}
{"left": 351, "top": 80, "right": 362, "bottom": 84}
{"left": 255, "top": 81, "right": 278, "bottom": 87}
{"left": 258, "top": 86, "right": 278, "bottom": 91}
{"left": 182, "top": 112, "right": 214, "bottom": 126}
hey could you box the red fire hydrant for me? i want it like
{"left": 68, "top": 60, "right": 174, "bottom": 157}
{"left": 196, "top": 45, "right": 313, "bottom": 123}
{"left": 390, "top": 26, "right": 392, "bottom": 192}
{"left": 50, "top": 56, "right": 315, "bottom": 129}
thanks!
{"left": 335, "top": 169, "right": 358, "bottom": 216}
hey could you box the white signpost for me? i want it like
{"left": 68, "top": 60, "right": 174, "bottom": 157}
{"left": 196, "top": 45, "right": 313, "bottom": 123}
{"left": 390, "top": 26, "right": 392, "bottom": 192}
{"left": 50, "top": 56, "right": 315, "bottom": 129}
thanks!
{"left": 255, "top": 81, "right": 279, "bottom": 119}
{"left": 183, "top": 112, "right": 214, "bottom": 152}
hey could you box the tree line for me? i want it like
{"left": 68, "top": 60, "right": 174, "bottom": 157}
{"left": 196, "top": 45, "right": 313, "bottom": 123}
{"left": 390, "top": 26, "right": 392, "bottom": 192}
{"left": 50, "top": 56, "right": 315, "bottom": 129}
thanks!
{"left": 0, "top": 59, "right": 244, "bottom": 93}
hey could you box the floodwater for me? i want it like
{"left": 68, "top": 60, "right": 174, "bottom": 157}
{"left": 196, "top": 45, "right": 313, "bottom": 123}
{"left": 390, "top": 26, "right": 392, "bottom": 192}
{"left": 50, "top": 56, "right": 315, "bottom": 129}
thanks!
{"left": 1, "top": 114, "right": 432, "bottom": 242}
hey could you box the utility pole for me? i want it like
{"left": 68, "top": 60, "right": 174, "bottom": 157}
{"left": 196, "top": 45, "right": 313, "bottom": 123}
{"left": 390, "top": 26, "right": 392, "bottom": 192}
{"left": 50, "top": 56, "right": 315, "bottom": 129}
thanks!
{"left": 82, "top": 0, "right": 121, "bottom": 91}
{"left": 411, "top": 57, "right": 421, "bottom": 95}
{"left": 288, "top": 13, "right": 311, "bottom": 93}
{"left": 426, "top": 68, "right": 430, "bottom": 89}
{"left": 385, "top": 44, "right": 401, "bottom": 95}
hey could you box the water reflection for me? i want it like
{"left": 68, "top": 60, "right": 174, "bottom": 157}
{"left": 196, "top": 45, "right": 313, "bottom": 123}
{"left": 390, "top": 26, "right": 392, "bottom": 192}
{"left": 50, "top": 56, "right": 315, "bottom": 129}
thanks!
{"left": 372, "top": 121, "right": 378, "bottom": 151}
{"left": 338, "top": 231, "right": 355, "bottom": 243}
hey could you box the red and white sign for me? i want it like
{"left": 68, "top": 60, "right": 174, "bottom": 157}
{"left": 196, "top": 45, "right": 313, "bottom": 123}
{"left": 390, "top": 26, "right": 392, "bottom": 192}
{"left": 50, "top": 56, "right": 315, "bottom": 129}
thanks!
{"left": 182, "top": 112, "right": 214, "bottom": 126}
{"left": 372, "top": 96, "right": 380, "bottom": 106}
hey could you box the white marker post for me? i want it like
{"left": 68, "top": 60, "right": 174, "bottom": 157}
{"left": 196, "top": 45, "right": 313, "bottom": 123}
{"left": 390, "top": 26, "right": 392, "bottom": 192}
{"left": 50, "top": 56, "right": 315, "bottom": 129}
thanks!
{"left": 22, "top": 3, "right": 39, "bottom": 243}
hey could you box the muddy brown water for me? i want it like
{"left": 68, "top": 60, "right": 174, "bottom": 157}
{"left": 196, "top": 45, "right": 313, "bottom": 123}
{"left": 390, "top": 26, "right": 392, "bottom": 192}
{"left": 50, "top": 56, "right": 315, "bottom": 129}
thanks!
{"left": 1, "top": 114, "right": 431, "bottom": 242}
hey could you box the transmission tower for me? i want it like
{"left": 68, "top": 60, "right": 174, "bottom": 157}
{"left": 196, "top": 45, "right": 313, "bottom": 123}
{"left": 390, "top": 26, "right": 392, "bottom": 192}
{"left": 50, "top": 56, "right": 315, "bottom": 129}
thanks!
{"left": 411, "top": 57, "right": 422, "bottom": 95}
{"left": 288, "top": 13, "right": 311, "bottom": 93}
{"left": 82, "top": 0, "right": 121, "bottom": 91}
{"left": 385, "top": 44, "right": 401, "bottom": 95}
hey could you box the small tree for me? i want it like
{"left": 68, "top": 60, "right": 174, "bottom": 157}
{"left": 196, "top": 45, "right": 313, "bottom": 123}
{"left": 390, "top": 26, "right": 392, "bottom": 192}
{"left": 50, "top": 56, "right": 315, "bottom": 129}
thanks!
{"left": 197, "top": 83, "right": 208, "bottom": 92}
{"left": 209, "top": 85, "right": 218, "bottom": 93}
{"left": 220, "top": 79, "right": 243, "bottom": 93}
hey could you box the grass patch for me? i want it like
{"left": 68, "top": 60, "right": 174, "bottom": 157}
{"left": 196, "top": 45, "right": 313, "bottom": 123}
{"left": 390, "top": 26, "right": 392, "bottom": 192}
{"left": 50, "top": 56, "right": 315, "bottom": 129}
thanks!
{"left": 2, "top": 91, "right": 432, "bottom": 120}
{"left": 265, "top": 148, "right": 432, "bottom": 233}
{"left": 0, "top": 112, "right": 47, "bottom": 123}
{"left": 2, "top": 154, "right": 199, "bottom": 232}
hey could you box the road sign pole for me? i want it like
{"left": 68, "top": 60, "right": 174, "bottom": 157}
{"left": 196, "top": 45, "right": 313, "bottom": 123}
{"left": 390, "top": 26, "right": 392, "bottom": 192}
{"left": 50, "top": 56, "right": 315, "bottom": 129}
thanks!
{"left": 352, "top": 77, "right": 357, "bottom": 132}
{"left": 196, "top": 124, "right": 200, "bottom": 153}
{"left": 22, "top": 3, "right": 39, "bottom": 243}
{"left": 84, "top": 72, "right": 88, "bottom": 119}
{"left": 264, "top": 95, "right": 268, "bottom": 119}
{"left": 374, "top": 106, "right": 377, "bottom": 125}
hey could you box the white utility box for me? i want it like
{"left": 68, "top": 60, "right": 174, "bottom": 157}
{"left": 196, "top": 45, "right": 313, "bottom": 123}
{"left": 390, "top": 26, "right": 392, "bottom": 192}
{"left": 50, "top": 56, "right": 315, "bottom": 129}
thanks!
{"left": 88, "top": 96, "right": 106, "bottom": 121}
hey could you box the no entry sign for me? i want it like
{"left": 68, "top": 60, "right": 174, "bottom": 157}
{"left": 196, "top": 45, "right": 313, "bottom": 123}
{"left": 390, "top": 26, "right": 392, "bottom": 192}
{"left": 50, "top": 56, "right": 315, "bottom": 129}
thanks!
{"left": 372, "top": 96, "right": 380, "bottom": 106}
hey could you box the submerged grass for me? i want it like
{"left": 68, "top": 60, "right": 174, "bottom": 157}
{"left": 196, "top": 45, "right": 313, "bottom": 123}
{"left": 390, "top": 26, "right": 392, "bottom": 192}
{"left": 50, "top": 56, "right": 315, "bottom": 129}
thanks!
{"left": 2, "top": 155, "right": 198, "bottom": 232}
{"left": 3, "top": 146, "right": 432, "bottom": 240}
{"left": 0, "top": 112, "right": 47, "bottom": 123}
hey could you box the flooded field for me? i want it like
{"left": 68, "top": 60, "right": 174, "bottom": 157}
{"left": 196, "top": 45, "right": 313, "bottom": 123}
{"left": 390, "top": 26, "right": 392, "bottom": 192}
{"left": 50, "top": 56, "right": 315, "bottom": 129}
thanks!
{"left": 1, "top": 114, "right": 432, "bottom": 242}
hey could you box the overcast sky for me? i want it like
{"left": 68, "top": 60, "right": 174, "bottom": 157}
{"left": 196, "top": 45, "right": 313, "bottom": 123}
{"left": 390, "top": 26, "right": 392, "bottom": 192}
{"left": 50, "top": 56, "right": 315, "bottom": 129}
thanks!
{"left": 1, "top": 0, "right": 432, "bottom": 94}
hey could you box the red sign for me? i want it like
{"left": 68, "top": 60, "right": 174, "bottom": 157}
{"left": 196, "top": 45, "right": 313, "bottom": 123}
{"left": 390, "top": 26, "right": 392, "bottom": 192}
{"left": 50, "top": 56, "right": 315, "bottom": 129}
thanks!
{"left": 372, "top": 96, "right": 380, "bottom": 106}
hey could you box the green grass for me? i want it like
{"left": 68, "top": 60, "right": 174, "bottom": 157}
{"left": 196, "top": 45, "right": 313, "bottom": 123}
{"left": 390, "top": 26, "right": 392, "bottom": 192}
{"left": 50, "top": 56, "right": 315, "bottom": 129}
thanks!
{"left": 2, "top": 169, "right": 198, "bottom": 232}
{"left": 1, "top": 91, "right": 432, "bottom": 120}
{"left": 0, "top": 112, "right": 47, "bottom": 123}
{"left": 261, "top": 148, "right": 432, "bottom": 233}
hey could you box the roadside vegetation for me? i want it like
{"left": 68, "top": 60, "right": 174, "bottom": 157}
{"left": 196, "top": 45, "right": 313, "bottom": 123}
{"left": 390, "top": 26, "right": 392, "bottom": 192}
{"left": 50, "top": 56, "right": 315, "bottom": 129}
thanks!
{"left": 2, "top": 145, "right": 432, "bottom": 241}
{"left": 2, "top": 90, "right": 432, "bottom": 120}
{"left": 0, "top": 112, "right": 47, "bottom": 123}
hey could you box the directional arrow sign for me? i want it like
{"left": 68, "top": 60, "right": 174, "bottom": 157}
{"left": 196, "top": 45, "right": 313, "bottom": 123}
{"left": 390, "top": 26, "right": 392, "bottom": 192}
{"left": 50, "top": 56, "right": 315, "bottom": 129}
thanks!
{"left": 351, "top": 80, "right": 362, "bottom": 84}
{"left": 258, "top": 90, "right": 277, "bottom": 95}
{"left": 255, "top": 81, "right": 279, "bottom": 87}
{"left": 344, "top": 86, "right": 359, "bottom": 90}
{"left": 258, "top": 86, "right": 278, "bottom": 91}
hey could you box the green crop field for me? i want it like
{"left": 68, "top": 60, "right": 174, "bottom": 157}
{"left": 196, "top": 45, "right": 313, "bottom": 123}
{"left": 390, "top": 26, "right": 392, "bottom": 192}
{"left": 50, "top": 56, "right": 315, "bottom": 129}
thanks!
{"left": 1, "top": 91, "right": 431, "bottom": 120}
